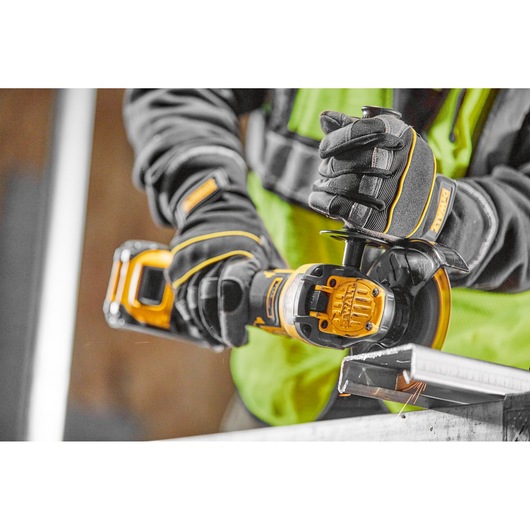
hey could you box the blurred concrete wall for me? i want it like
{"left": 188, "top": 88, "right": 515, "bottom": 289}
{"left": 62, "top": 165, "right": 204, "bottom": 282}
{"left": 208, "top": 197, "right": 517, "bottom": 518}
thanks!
{"left": 0, "top": 89, "right": 235, "bottom": 441}
{"left": 0, "top": 89, "right": 54, "bottom": 440}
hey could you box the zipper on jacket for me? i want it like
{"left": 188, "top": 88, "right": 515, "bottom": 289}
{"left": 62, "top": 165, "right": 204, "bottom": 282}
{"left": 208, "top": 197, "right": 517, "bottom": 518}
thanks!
{"left": 449, "top": 89, "right": 467, "bottom": 142}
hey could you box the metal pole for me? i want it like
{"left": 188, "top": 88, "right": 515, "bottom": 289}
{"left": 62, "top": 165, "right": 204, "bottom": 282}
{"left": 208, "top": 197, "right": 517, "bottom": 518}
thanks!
{"left": 27, "top": 89, "right": 97, "bottom": 441}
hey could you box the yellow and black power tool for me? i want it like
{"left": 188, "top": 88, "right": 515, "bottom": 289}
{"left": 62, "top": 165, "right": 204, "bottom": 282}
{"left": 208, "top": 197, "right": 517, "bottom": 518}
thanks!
{"left": 104, "top": 105, "right": 468, "bottom": 354}
{"left": 103, "top": 226, "right": 468, "bottom": 354}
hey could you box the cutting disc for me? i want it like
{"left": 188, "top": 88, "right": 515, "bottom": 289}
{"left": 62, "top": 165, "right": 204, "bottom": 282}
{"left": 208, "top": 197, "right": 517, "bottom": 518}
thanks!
{"left": 356, "top": 247, "right": 452, "bottom": 353}
{"left": 395, "top": 267, "right": 451, "bottom": 350}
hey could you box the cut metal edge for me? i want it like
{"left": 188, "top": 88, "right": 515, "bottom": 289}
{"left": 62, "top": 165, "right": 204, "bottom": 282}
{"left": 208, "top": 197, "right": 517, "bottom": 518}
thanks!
{"left": 342, "top": 343, "right": 530, "bottom": 402}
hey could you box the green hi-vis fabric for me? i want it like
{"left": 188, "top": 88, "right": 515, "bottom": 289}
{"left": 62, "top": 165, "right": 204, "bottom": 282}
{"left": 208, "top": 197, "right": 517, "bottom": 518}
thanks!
{"left": 426, "top": 89, "right": 493, "bottom": 178}
{"left": 288, "top": 88, "right": 393, "bottom": 141}
{"left": 231, "top": 88, "right": 530, "bottom": 426}
{"left": 445, "top": 289, "right": 530, "bottom": 370}
{"left": 231, "top": 173, "right": 347, "bottom": 425}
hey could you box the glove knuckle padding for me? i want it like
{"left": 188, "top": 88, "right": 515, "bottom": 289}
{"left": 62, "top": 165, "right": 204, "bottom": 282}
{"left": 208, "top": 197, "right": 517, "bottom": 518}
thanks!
{"left": 169, "top": 231, "right": 263, "bottom": 348}
{"left": 169, "top": 219, "right": 284, "bottom": 348}
{"left": 320, "top": 110, "right": 358, "bottom": 134}
{"left": 168, "top": 231, "right": 261, "bottom": 291}
{"left": 166, "top": 168, "right": 286, "bottom": 349}
{"left": 310, "top": 111, "right": 444, "bottom": 238}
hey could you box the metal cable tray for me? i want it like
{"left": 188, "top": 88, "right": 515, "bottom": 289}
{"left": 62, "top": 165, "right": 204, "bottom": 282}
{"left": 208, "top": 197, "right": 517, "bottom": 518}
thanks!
{"left": 339, "top": 343, "right": 530, "bottom": 409}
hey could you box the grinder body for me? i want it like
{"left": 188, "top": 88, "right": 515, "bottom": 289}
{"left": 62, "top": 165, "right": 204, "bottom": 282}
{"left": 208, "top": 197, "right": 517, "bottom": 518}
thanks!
{"left": 103, "top": 241, "right": 398, "bottom": 351}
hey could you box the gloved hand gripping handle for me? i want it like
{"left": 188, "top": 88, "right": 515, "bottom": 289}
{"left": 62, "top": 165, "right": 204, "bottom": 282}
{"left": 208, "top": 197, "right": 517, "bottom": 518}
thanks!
{"left": 104, "top": 107, "right": 468, "bottom": 353}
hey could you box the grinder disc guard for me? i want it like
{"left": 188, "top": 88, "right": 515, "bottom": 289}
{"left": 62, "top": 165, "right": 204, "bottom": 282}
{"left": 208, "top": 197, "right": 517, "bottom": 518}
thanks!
{"left": 403, "top": 268, "right": 451, "bottom": 350}
{"left": 350, "top": 244, "right": 454, "bottom": 354}
{"left": 382, "top": 266, "right": 451, "bottom": 351}
{"left": 322, "top": 228, "right": 467, "bottom": 353}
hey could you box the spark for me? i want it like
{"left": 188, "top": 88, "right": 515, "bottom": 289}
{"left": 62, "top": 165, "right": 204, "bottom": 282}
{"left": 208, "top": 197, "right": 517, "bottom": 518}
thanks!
{"left": 394, "top": 381, "right": 427, "bottom": 422}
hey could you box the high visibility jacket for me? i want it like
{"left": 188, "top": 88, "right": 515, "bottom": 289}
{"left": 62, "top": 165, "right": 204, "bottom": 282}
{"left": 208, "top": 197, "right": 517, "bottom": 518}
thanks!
{"left": 124, "top": 89, "right": 530, "bottom": 426}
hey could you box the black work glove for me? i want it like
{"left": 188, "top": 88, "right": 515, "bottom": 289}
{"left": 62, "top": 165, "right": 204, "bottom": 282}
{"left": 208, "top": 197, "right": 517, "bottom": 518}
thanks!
{"left": 309, "top": 110, "right": 456, "bottom": 241}
{"left": 166, "top": 168, "right": 285, "bottom": 350}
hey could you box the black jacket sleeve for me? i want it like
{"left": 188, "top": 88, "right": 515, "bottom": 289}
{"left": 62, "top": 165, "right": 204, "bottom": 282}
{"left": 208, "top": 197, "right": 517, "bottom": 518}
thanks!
{"left": 123, "top": 89, "right": 268, "bottom": 227}
{"left": 438, "top": 116, "right": 530, "bottom": 293}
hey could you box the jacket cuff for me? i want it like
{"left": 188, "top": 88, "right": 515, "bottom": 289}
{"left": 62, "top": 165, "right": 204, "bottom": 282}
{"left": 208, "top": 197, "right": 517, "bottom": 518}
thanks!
{"left": 161, "top": 148, "right": 249, "bottom": 229}
{"left": 437, "top": 179, "right": 498, "bottom": 286}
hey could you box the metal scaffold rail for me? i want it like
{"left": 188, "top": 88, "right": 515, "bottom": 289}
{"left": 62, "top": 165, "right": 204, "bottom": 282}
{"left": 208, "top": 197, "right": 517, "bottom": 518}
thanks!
{"left": 27, "top": 89, "right": 97, "bottom": 441}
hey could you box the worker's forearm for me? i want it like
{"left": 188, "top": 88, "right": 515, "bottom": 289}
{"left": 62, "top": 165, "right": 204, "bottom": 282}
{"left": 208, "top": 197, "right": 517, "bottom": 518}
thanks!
{"left": 439, "top": 166, "right": 530, "bottom": 292}
{"left": 123, "top": 89, "right": 266, "bottom": 226}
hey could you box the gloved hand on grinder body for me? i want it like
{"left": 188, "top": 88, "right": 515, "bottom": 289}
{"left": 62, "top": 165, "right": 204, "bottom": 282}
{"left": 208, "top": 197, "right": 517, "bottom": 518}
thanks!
{"left": 309, "top": 110, "right": 456, "bottom": 241}
{"left": 167, "top": 167, "right": 285, "bottom": 350}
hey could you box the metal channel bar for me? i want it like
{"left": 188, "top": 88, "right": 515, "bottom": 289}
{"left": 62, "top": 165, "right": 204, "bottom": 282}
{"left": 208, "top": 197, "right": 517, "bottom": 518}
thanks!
{"left": 340, "top": 344, "right": 530, "bottom": 406}
{"left": 26, "top": 89, "right": 97, "bottom": 441}
{"left": 409, "top": 344, "right": 530, "bottom": 396}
